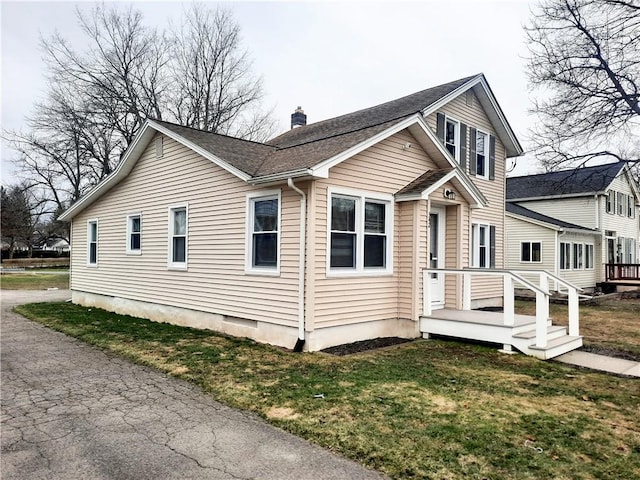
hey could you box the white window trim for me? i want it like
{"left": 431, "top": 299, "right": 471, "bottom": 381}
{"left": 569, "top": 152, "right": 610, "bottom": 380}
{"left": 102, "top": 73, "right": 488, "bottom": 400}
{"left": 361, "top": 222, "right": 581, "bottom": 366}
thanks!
{"left": 617, "top": 191, "right": 625, "bottom": 216}
{"left": 87, "top": 219, "right": 98, "bottom": 267}
{"left": 585, "top": 243, "right": 595, "bottom": 269}
{"left": 606, "top": 190, "right": 615, "bottom": 214}
{"left": 475, "top": 129, "right": 490, "bottom": 179}
{"left": 572, "top": 242, "right": 584, "bottom": 270}
{"left": 627, "top": 194, "right": 634, "bottom": 218}
{"left": 126, "top": 213, "right": 142, "bottom": 255}
{"left": 471, "top": 223, "right": 490, "bottom": 268}
{"left": 520, "top": 241, "right": 542, "bottom": 263}
{"left": 168, "top": 203, "right": 188, "bottom": 271}
{"left": 444, "top": 115, "right": 460, "bottom": 162}
{"left": 245, "top": 189, "right": 282, "bottom": 276}
{"left": 326, "top": 187, "right": 394, "bottom": 277}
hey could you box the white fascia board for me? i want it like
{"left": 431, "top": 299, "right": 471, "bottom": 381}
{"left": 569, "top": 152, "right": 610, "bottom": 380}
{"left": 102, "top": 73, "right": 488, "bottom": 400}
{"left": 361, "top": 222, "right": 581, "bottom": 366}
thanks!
{"left": 148, "top": 120, "right": 251, "bottom": 182}
{"left": 395, "top": 170, "right": 486, "bottom": 208}
{"left": 59, "top": 122, "right": 156, "bottom": 221}
{"left": 508, "top": 192, "right": 599, "bottom": 202}
{"left": 307, "top": 114, "right": 453, "bottom": 177}
{"left": 622, "top": 166, "right": 640, "bottom": 202}
{"left": 422, "top": 74, "right": 523, "bottom": 158}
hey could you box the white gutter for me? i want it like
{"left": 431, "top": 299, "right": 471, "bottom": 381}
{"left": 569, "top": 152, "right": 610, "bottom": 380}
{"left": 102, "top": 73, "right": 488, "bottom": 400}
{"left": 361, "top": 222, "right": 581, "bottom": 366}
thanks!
{"left": 287, "top": 178, "right": 306, "bottom": 351}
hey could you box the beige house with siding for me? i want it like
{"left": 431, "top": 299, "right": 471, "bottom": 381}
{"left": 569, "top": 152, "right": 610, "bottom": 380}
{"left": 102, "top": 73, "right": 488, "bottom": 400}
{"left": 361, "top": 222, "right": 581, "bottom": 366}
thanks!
{"left": 63, "top": 73, "right": 590, "bottom": 356}
{"left": 506, "top": 163, "right": 640, "bottom": 292}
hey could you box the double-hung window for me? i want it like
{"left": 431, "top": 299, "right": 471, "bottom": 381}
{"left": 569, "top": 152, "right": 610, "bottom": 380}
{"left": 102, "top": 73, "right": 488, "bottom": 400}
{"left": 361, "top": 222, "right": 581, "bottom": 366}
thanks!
{"left": 126, "top": 214, "right": 142, "bottom": 254}
{"left": 168, "top": 205, "right": 188, "bottom": 269}
{"left": 573, "top": 243, "right": 583, "bottom": 269}
{"left": 559, "top": 242, "right": 571, "bottom": 270}
{"left": 606, "top": 190, "right": 615, "bottom": 214}
{"left": 521, "top": 241, "right": 541, "bottom": 263}
{"left": 328, "top": 190, "right": 392, "bottom": 275}
{"left": 585, "top": 244, "right": 594, "bottom": 269}
{"left": 627, "top": 194, "right": 634, "bottom": 218}
{"left": 246, "top": 191, "right": 280, "bottom": 273}
{"left": 471, "top": 223, "right": 494, "bottom": 268}
{"left": 475, "top": 130, "right": 489, "bottom": 178}
{"left": 617, "top": 192, "right": 625, "bottom": 215}
{"left": 87, "top": 219, "right": 98, "bottom": 266}
{"left": 444, "top": 117, "right": 459, "bottom": 161}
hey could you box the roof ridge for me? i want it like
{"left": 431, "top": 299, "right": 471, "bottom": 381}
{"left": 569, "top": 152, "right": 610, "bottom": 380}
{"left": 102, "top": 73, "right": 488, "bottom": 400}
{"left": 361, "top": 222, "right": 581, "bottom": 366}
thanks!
{"left": 508, "top": 161, "right": 624, "bottom": 180}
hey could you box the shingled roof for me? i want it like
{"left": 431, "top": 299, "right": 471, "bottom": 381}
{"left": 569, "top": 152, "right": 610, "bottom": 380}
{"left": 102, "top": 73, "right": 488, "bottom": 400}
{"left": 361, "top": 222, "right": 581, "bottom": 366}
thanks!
{"left": 506, "top": 162, "right": 626, "bottom": 200}
{"left": 152, "top": 76, "right": 477, "bottom": 178}
{"left": 506, "top": 202, "right": 597, "bottom": 232}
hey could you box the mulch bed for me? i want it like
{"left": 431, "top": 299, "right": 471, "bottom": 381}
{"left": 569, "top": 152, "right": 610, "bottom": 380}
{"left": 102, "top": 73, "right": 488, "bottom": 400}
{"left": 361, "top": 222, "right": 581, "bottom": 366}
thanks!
{"left": 321, "top": 337, "right": 414, "bottom": 356}
{"left": 580, "top": 344, "right": 640, "bottom": 362}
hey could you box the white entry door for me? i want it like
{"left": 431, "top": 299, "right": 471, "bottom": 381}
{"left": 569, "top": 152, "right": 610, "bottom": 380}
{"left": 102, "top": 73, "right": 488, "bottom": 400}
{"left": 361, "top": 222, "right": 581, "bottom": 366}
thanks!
{"left": 429, "top": 207, "right": 446, "bottom": 308}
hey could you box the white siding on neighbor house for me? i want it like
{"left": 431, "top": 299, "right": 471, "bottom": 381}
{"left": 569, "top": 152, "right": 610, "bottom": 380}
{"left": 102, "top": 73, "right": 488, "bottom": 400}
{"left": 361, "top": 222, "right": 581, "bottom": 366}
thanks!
{"left": 517, "top": 197, "right": 597, "bottom": 229}
{"left": 505, "top": 215, "right": 557, "bottom": 278}
{"left": 313, "top": 130, "right": 438, "bottom": 328}
{"left": 601, "top": 174, "right": 639, "bottom": 262}
{"left": 427, "top": 90, "right": 507, "bottom": 302}
{"left": 555, "top": 231, "right": 599, "bottom": 289}
{"left": 70, "top": 134, "right": 301, "bottom": 327}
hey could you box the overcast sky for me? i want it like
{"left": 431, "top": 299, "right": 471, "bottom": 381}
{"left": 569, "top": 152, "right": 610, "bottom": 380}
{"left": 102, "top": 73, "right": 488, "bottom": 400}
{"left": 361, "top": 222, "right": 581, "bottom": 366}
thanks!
{"left": 1, "top": 0, "right": 539, "bottom": 185}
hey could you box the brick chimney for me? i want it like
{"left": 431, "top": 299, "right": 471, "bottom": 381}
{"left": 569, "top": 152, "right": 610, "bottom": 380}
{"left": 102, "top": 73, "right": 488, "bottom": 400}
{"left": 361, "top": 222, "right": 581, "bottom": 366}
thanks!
{"left": 291, "top": 106, "right": 307, "bottom": 129}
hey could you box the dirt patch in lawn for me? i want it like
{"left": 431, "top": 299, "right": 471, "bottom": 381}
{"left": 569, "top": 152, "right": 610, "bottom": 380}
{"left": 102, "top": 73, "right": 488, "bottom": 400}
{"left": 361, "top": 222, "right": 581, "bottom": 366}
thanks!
{"left": 322, "top": 337, "right": 414, "bottom": 356}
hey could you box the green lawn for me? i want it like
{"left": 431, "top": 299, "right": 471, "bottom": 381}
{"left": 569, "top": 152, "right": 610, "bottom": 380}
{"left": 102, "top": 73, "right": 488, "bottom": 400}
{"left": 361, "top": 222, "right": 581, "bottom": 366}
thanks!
{"left": 1, "top": 272, "right": 69, "bottom": 290}
{"left": 14, "top": 301, "right": 640, "bottom": 480}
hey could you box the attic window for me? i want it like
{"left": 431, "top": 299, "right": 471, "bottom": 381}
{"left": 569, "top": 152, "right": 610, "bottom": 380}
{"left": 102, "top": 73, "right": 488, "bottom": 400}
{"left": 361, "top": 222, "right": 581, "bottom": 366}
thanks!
{"left": 155, "top": 136, "right": 164, "bottom": 158}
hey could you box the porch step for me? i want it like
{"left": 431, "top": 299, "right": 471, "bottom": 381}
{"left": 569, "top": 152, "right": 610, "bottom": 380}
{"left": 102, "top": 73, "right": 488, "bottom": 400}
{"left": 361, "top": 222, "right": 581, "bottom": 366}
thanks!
{"left": 512, "top": 325, "right": 567, "bottom": 343}
{"left": 526, "top": 335, "right": 583, "bottom": 360}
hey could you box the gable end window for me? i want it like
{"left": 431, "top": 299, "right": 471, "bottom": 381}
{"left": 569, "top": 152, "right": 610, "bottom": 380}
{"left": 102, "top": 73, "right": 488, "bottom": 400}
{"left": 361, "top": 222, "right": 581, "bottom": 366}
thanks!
{"left": 87, "top": 219, "right": 98, "bottom": 266}
{"left": 521, "top": 241, "right": 541, "bottom": 263}
{"left": 328, "top": 189, "right": 393, "bottom": 275}
{"left": 168, "top": 205, "right": 188, "bottom": 270}
{"left": 246, "top": 191, "right": 281, "bottom": 274}
{"left": 126, "top": 214, "right": 142, "bottom": 255}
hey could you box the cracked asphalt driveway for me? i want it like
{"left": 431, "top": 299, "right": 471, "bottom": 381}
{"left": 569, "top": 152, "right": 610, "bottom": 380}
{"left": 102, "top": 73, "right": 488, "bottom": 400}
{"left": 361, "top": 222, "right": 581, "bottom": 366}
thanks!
{"left": 1, "top": 290, "right": 387, "bottom": 480}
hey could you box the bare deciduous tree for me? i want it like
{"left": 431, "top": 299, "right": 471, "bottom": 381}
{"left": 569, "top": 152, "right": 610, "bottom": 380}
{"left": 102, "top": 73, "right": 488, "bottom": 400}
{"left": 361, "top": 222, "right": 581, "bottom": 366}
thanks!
{"left": 3, "top": 3, "right": 277, "bottom": 217}
{"left": 525, "top": 0, "right": 640, "bottom": 173}
{"left": 1, "top": 183, "right": 46, "bottom": 258}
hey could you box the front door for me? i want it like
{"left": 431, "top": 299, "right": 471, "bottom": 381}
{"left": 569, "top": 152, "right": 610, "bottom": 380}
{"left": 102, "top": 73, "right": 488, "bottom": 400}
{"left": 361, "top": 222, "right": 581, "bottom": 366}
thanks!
{"left": 429, "top": 207, "right": 446, "bottom": 308}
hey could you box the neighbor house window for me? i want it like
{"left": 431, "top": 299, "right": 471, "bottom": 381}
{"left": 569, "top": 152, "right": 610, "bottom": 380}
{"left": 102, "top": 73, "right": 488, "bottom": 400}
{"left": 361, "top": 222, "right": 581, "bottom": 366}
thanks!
{"left": 521, "top": 241, "right": 541, "bottom": 263}
{"left": 585, "top": 244, "right": 594, "bottom": 269}
{"left": 87, "top": 219, "right": 98, "bottom": 266}
{"left": 606, "top": 190, "right": 615, "bottom": 214}
{"left": 126, "top": 214, "right": 142, "bottom": 255}
{"left": 328, "top": 189, "right": 392, "bottom": 274}
{"left": 471, "top": 223, "right": 495, "bottom": 268}
{"left": 625, "top": 238, "right": 635, "bottom": 263}
{"left": 573, "top": 243, "right": 583, "bottom": 269}
{"left": 617, "top": 192, "right": 625, "bottom": 215}
{"left": 168, "top": 205, "right": 188, "bottom": 269}
{"left": 445, "top": 117, "right": 459, "bottom": 161}
{"left": 246, "top": 191, "right": 280, "bottom": 273}
{"left": 627, "top": 194, "right": 634, "bottom": 218}
{"left": 559, "top": 242, "right": 571, "bottom": 270}
{"left": 476, "top": 130, "right": 489, "bottom": 178}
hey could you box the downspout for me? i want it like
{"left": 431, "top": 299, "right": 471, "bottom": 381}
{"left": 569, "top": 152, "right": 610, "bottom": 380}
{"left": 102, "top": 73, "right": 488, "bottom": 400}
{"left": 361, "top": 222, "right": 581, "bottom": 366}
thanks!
{"left": 287, "top": 178, "right": 306, "bottom": 352}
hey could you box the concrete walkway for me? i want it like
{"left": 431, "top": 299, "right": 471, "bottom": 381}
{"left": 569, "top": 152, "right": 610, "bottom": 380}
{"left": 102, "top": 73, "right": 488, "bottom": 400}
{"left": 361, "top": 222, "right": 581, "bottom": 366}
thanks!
{"left": 555, "top": 350, "right": 640, "bottom": 377}
{"left": 1, "top": 290, "right": 386, "bottom": 480}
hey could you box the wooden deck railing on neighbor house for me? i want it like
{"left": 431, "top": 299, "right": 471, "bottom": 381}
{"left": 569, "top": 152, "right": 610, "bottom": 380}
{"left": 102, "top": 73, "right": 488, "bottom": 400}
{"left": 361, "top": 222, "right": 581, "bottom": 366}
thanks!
{"left": 605, "top": 264, "right": 640, "bottom": 281}
{"left": 423, "top": 268, "right": 582, "bottom": 349}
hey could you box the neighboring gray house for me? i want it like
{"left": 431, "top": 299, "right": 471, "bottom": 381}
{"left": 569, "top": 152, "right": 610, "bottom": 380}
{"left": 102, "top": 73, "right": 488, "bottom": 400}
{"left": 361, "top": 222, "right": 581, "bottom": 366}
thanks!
{"left": 506, "top": 162, "right": 640, "bottom": 291}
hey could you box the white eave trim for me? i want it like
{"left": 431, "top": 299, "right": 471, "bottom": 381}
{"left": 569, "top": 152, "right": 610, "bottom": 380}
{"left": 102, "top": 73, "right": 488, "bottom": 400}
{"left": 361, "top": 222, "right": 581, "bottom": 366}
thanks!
{"left": 306, "top": 114, "right": 458, "bottom": 178}
{"left": 508, "top": 192, "right": 603, "bottom": 202}
{"left": 148, "top": 120, "right": 252, "bottom": 182}
{"left": 396, "top": 169, "right": 486, "bottom": 208}
{"left": 422, "top": 74, "right": 523, "bottom": 158}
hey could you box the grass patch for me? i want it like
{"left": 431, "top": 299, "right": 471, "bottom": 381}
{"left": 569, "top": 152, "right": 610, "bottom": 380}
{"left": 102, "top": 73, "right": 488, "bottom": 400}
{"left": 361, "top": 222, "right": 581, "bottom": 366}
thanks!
{"left": 1, "top": 272, "right": 69, "bottom": 290}
{"left": 15, "top": 301, "right": 640, "bottom": 480}
{"left": 516, "top": 298, "right": 640, "bottom": 359}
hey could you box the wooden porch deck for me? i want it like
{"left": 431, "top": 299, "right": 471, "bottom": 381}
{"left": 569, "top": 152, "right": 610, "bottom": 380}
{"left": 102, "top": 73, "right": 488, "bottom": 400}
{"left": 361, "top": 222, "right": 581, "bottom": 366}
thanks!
{"left": 420, "top": 308, "right": 583, "bottom": 360}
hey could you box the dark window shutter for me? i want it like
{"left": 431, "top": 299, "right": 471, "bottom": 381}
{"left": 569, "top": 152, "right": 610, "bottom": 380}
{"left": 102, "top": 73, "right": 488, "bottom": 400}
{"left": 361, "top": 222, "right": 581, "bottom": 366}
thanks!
{"left": 460, "top": 123, "right": 467, "bottom": 169}
{"left": 469, "top": 128, "right": 477, "bottom": 175}
{"left": 490, "top": 225, "right": 496, "bottom": 268}
{"left": 489, "top": 135, "right": 496, "bottom": 180}
{"left": 436, "top": 113, "right": 445, "bottom": 143}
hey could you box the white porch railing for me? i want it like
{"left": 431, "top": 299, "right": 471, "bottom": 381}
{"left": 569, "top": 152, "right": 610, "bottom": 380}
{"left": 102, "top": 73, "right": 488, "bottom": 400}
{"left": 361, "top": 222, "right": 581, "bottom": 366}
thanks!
{"left": 423, "top": 268, "right": 582, "bottom": 349}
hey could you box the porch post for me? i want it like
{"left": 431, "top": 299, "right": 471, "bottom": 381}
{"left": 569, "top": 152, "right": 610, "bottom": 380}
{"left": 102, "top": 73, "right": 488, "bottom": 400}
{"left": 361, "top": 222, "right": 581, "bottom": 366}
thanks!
{"left": 462, "top": 273, "right": 471, "bottom": 310}
{"left": 568, "top": 288, "right": 579, "bottom": 337}
{"left": 423, "top": 270, "right": 432, "bottom": 316}
{"left": 503, "top": 274, "right": 515, "bottom": 326}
